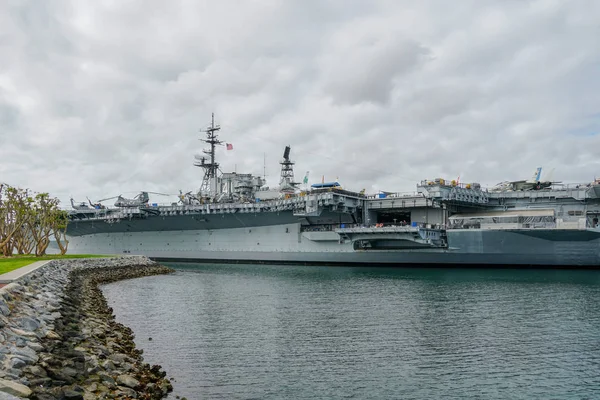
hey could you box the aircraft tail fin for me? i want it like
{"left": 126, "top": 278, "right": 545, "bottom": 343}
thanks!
{"left": 530, "top": 167, "right": 542, "bottom": 182}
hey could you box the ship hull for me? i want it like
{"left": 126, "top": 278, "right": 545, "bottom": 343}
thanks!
{"left": 65, "top": 222, "right": 600, "bottom": 267}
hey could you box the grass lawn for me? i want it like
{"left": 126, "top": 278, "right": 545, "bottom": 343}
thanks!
{"left": 0, "top": 254, "right": 113, "bottom": 275}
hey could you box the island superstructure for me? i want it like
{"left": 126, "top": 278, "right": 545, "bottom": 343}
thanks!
{"left": 66, "top": 116, "right": 600, "bottom": 267}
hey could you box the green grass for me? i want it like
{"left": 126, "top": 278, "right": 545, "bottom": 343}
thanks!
{"left": 0, "top": 254, "right": 113, "bottom": 274}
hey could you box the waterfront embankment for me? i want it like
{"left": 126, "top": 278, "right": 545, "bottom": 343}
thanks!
{"left": 0, "top": 256, "right": 174, "bottom": 399}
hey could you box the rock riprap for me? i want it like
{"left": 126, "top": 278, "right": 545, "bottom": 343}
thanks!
{"left": 0, "top": 256, "right": 174, "bottom": 399}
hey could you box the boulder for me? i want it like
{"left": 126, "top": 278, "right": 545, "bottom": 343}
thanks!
{"left": 0, "top": 378, "right": 32, "bottom": 398}
{"left": 116, "top": 374, "right": 140, "bottom": 389}
{"left": 17, "top": 317, "right": 40, "bottom": 332}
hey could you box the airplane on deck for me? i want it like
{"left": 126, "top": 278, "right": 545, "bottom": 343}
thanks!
{"left": 311, "top": 181, "right": 342, "bottom": 189}
{"left": 492, "top": 167, "right": 559, "bottom": 191}
{"left": 178, "top": 190, "right": 201, "bottom": 205}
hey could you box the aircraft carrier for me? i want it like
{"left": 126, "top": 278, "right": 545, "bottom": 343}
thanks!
{"left": 65, "top": 116, "right": 600, "bottom": 267}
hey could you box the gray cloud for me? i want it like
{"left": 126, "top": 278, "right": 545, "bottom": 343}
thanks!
{"left": 321, "top": 36, "right": 431, "bottom": 105}
{"left": 1, "top": 0, "right": 600, "bottom": 207}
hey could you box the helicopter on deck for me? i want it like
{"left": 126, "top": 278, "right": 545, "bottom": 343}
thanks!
{"left": 96, "top": 191, "right": 170, "bottom": 208}
{"left": 70, "top": 198, "right": 90, "bottom": 210}
{"left": 85, "top": 197, "right": 106, "bottom": 210}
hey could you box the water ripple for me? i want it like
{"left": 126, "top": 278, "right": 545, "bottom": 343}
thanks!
{"left": 102, "top": 265, "right": 600, "bottom": 399}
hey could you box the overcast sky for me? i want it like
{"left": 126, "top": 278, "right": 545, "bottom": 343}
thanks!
{"left": 1, "top": 0, "right": 599, "bottom": 207}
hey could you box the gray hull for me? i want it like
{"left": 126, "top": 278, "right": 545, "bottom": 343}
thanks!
{"left": 66, "top": 222, "right": 600, "bottom": 267}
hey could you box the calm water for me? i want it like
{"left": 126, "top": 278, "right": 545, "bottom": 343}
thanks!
{"left": 102, "top": 264, "right": 600, "bottom": 399}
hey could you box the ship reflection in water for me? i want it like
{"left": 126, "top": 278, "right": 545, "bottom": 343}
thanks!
{"left": 102, "top": 263, "right": 600, "bottom": 399}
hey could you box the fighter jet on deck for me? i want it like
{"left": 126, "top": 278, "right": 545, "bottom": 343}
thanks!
{"left": 492, "top": 167, "right": 559, "bottom": 192}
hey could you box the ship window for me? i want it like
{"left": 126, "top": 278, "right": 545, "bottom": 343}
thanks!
{"left": 568, "top": 210, "right": 583, "bottom": 216}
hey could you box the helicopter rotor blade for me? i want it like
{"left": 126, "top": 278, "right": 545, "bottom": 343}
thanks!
{"left": 97, "top": 195, "right": 120, "bottom": 203}
{"left": 146, "top": 191, "right": 172, "bottom": 196}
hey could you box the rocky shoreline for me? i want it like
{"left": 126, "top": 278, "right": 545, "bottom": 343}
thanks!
{"left": 0, "top": 256, "right": 174, "bottom": 399}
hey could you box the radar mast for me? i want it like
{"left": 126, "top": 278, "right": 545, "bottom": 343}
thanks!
{"left": 194, "top": 113, "right": 222, "bottom": 198}
{"left": 279, "top": 146, "right": 297, "bottom": 193}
